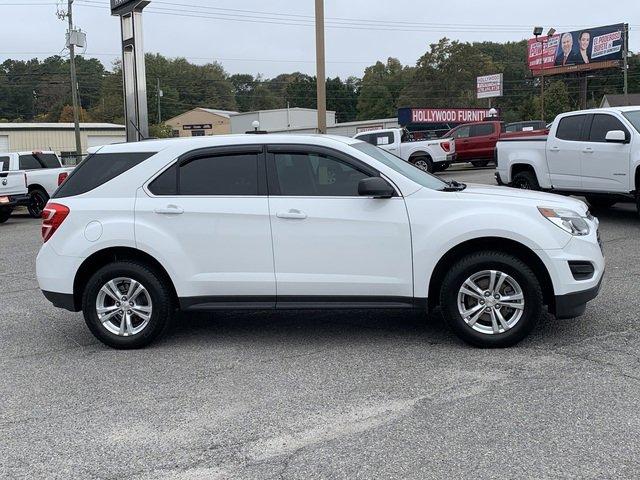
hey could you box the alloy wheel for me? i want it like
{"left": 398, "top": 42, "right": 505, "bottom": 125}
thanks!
{"left": 457, "top": 270, "right": 525, "bottom": 335}
{"left": 95, "top": 277, "right": 153, "bottom": 337}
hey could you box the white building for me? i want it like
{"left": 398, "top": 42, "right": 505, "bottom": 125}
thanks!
{"left": 230, "top": 108, "right": 336, "bottom": 134}
{"left": 270, "top": 117, "right": 400, "bottom": 138}
{"left": 0, "top": 123, "right": 126, "bottom": 161}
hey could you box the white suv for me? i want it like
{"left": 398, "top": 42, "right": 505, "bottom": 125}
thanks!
{"left": 37, "top": 135, "right": 604, "bottom": 349}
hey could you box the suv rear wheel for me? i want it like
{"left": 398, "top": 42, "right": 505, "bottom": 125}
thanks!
{"left": 82, "top": 261, "right": 174, "bottom": 349}
{"left": 439, "top": 251, "right": 543, "bottom": 348}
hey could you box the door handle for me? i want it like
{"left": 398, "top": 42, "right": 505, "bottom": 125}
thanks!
{"left": 582, "top": 147, "right": 594, "bottom": 154}
{"left": 549, "top": 146, "right": 560, "bottom": 152}
{"left": 154, "top": 204, "right": 184, "bottom": 215}
{"left": 276, "top": 209, "right": 307, "bottom": 220}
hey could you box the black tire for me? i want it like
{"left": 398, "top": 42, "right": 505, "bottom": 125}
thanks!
{"left": 439, "top": 251, "right": 543, "bottom": 348}
{"left": 434, "top": 162, "right": 450, "bottom": 172}
{"left": 0, "top": 208, "right": 12, "bottom": 224}
{"left": 585, "top": 195, "right": 617, "bottom": 209}
{"left": 471, "top": 161, "right": 490, "bottom": 168}
{"left": 82, "top": 261, "right": 175, "bottom": 349}
{"left": 27, "top": 188, "right": 49, "bottom": 218}
{"left": 410, "top": 156, "right": 433, "bottom": 173}
{"left": 511, "top": 171, "right": 540, "bottom": 191}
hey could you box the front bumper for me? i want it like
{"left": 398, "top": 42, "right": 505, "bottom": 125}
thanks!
{"left": 554, "top": 274, "right": 603, "bottom": 319}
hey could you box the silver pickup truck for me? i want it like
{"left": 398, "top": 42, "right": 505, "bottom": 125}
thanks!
{"left": 0, "top": 170, "right": 29, "bottom": 224}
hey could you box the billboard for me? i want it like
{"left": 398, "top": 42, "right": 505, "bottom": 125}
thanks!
{"left": 477, "top": 74, "right": 503, "bottom": 99}
{"left": 398, "top": 108, "right": 498, "bottom": 125}
{"left": 528, "top": 23, "right": 625, "bottom": 75}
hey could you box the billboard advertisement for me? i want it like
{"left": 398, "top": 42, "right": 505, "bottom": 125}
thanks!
{"left": 528, "top": 23, "right": 625, "bottom": 75}
{"left": 398, "top": 108, "right": 498, "bottom": 125}
{"left": 477, "top": 74, "right": 503, "bottom": 99}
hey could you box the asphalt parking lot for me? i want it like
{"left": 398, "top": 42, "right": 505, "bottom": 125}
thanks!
{"left": 2, "top": 166, "right": 640, "bottom": 479}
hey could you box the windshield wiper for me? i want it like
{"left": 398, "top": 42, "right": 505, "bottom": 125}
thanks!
{"left": 442, "top": 180, "right": 467, "bottom": 192}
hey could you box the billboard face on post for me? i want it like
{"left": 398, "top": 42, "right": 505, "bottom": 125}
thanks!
{"left": 477, "top": 74, "right": 503, "bottom": 99}
{"left": 527, "top": 23, "right": 625, "bottom": 75}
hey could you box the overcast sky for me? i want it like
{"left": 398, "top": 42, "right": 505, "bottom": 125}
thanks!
{"left": 0, "top": 0, "right": 637, "bottom": 78}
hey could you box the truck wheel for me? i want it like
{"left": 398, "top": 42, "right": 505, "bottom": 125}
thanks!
{"left": 434, "top": 162, "right": 450, "bottom": 172}
{"left": 471, "top": 161, "right": 489, "bottom": 168}
{"left": 585, "top": 195, "right": 617, "bottom": 209}
{"left": 439, "top": 251, "right": 543, "bottom": 348}
{"left": 410, "top": 156, "right": 433, "bottom": 173}
{"left": 27, "top": 188, "right": 49, "bottom": 218}
{"left": 82, "top": 261, "right": 175, "bottom": 349}
{"left": 511, "top": 171, "right": 540, "bottom": 190}
{"left": 0, "top": 208, "right": 12, "bottom": 224}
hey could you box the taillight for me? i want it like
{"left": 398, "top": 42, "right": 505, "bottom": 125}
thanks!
{"left": 41, "top": 203, "right": 70, "bottom": 243}
{"left": 57, "top": 172, "right": 69, "bottom": 186}
{"left": 441, "top": 141, "right": 451, "bottom": 153}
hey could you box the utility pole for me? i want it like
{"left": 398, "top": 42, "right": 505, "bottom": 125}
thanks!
{"left": 314, "top": 0, "right": 326, "bottom": 134}
{"left": 540, "top": 74, "right": 545, "bottom": 123}
{"left": 156, "top": 77, "right": 162, "bottom": 124}
{"left": 623, "top": 23, "right": 629, "bottom": 97}
{"left": 67, "top": 0, "right": 82, "bottom": 163}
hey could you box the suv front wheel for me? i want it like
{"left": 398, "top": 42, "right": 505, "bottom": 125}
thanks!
{"left": 82, "top": 261, "right": 174, "bottom": 349}
{"left": 439, "top": 251, "right": 543, "bottom": 348}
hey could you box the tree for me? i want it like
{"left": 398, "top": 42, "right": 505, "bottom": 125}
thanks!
{"left": 539, "top": 80, "right": 572, "bottom": 122}
{"left": 58, "top": 104, "right": 91, "bottom": 122}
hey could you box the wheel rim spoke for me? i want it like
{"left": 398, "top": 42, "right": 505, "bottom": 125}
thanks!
{"left": 495, "top": 308, "right": 511, "bottom": 331}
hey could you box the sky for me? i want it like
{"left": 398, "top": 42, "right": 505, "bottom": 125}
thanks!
{"left": 0, "top": 0, "right": 637, "bottom": 78}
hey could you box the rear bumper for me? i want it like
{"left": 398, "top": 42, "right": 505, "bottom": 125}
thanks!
{"left": 14, "top": 193, "right": 31, "bottom": 207}
{"left": 554, "top": 273, "right": 603, "bottom": 319}
{"left": 0, "top": 193, "right": 29, "bottom": 208}
{"left": 42, "top": 290, "right": 79, "bottom": 312}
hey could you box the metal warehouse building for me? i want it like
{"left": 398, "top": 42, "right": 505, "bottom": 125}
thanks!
{"left": 0, "top": 123, "right": 126, "bottom": 163}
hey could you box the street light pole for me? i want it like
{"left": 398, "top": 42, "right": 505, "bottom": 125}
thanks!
{"left": 67, "top": 0, "right": 82, "bottom": 163}
{"left": 315, "top": 0, "right": 327, "bottom": 134}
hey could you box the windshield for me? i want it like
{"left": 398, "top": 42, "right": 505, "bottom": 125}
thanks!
{"left": 622, "top": 110, "right": 640, "bottom": 134}
{"left": 351, "top": 142, "right": 448, "bottom": 190}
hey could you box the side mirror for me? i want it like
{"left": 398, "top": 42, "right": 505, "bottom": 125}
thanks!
{"left": 358, "top": 177, "right": 395, "bottom": 198}
{"left": 605, "top": 130, "right": 628, "bottom": 143}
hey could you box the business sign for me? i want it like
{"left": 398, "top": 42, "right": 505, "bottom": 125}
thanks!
{"left": 398, "top": 108, "right": 498, "bottom": 125}
{"left": 111, "top": 0, "right": 149, "bottom": 15}
{"left": 477, "top": 73, "right": 503, "bottom": 99}
{"left": 527, "top": 23, "right": 625, "bottom": 75}
{"left": 183, "top": 124, "right": 213, "bottom": 130}
{"left": 356, "top": 124, "right": 384, "bottom": 133}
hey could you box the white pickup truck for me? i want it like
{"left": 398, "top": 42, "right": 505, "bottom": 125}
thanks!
{"left": 496, "top": 107, "right": 640, "bottom": 212}
{"left": 354, "top": 128, "right": 455, "bottom": 172}
{"left": 0, "top": 151, "right": 74, "bottom": 218}
{"left": 0, "top": 170, "right": 28, "bottom": 223}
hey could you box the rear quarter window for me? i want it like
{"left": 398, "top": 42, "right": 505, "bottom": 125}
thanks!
{"left": 53, "top": 152, "right": 156, "bottom": 198}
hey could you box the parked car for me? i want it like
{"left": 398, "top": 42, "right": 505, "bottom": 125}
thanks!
{"left": 37, "top": 135, "right": 604, "bottom": 349}
{"left": 495, "top": 107, "right": 640, "bottom": 212}
{"left": 505, "top": 121, "right": 547, "bottom": 133}
{"left": 0, "top": 151, "right": 74, "bottom": 218}
{"left": 0, "top": 169, "right": 28, "bottom": 223}
{"left": 353, "top": 128, "right": 455, "bottom": 172}
{"left": 444, "top": 121, "right": 547, "bottom": 167}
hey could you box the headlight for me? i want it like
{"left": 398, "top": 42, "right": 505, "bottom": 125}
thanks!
{"left": 538, "top": 207, "right": 590, "bottom": 236}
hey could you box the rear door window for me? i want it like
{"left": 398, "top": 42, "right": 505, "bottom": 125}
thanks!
{"left": 53, "top": 152, "right": 156, "bottom": 198}
{"left": 556, "top": 115, "right": 587, "bottom": 141}
{"left": 179, "top": 153, "right": 259, "bottom": 196}
{"left": 374, "top": 132, "right": 394, "bottom": 146}
{"left": 0, "top": 156, "right": 9, "bottom": 171}
{"left": 19, "top": 154, "right": 44, "bottom": 170}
